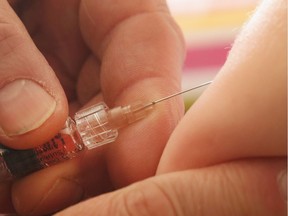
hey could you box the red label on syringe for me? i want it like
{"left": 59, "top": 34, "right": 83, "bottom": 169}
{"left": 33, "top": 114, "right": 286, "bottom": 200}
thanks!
{"left": 34, "top": 133, "right": 83, "bottom": 166}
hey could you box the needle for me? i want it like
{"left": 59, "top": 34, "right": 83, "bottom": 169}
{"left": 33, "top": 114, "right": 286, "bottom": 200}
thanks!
{"left": 141, "top": 80, "right": 212, "bottom": 110}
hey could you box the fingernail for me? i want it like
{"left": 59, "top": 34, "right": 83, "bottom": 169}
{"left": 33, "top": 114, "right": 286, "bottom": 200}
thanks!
{"left": 277, "top": 169, "right": 287, "bottom": 201}
{"left": 0, "top": 79, "right": 56, "bottom": 136}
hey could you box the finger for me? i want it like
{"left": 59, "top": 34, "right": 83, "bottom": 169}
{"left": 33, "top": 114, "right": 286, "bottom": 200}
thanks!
{"left": 9, "top": 1, "right": 185, "bottom": 214}
{"left": 158, "top": 0, "right": 286, "bottom": 172}
{"left": 56, "top": 158, "right": 287, "bottom": 216}
{"left": 0, "top": 0, "right": 68, "bottom": 148}
{"left": 76, "top": 56, "right": 101, "bottom": 106}
{"left": 5, "top": 148, "right": 115, "bottom": 215}
{"left": 79, "top": 0, "right": 185, "bottom": 186}
{"left": 0, "top": 181, "right": 14, "bottom": 213}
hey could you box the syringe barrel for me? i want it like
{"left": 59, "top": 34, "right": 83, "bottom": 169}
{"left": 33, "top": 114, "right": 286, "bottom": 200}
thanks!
{"left": 0, "top": 118, "right": 84, "bottom": 180}
{"left": 0, "top": 101, "right": 153, "bottom": 180}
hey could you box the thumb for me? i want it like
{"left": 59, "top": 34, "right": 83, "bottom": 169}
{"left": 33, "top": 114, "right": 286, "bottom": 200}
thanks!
{"left": 56, "top": 158, "right": 286, "bottom": 216}
{"left": 0, "top": 1, "right": 67, "bottom": 149}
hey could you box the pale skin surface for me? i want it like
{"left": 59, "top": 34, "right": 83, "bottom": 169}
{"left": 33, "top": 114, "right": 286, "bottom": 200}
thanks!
{"left": 57, "top": 0, "right": 287, "bottom": 215}
{"left": 0, "top": 0, "right": 184, "bottom": 215}
{"left": 0, "top": 0, "right": 287, "bottom": 215}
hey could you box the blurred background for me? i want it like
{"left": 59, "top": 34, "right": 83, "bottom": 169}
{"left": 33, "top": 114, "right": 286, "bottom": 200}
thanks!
{"left": 166, "top": 0, "right": 259, "bottom": 108}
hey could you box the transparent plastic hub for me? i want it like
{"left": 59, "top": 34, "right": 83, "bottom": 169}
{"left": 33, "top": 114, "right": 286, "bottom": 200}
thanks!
{"left": 75, "top": 102, "right": 118, "bottom": 150}
{"left": 0, "top": 81, "right": 211, "bottom": 180}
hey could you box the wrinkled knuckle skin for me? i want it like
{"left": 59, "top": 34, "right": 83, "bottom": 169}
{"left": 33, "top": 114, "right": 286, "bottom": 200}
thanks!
{"left": 123, "top": 189, "right": 154, "bottom": 216}
{"left": 118, "top": 182, "right": 176, "bottom": 216}
{"left": 0, "top": 22, "right": 25, "bottom": 60}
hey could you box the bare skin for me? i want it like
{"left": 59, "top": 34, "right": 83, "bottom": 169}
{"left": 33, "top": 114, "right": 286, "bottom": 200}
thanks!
{"left": 0, "top": 0, "right": 286, "bottom": 215}
{"left": 58, "top": 0, "right": 287, "bottom": 215}
{"left": 0, "top": 0, "right": 184, "bottom": 215}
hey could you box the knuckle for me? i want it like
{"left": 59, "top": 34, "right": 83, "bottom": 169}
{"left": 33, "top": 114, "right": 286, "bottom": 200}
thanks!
{"left": 0, "top": 21, "right": 25, "bottom": 59}
{"left": 118, "top": 181, "right": 177, "bottom": 216}
{"left": 214, "top": 164, "right": 253, "bottom": 216}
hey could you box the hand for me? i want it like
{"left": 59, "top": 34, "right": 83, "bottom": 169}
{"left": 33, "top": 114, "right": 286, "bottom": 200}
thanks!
{"left": 57, "top": 0, "right": 287, "bottom": 215}
{"left": 0, "top": 0, "right": 184, "bottom": 215}
{"left": 56, "top": 159, "right": 286, "bottom": 216}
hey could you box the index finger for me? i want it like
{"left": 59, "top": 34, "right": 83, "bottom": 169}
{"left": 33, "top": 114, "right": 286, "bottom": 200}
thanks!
{"left": 10, "top": 0, "right": 186, "bottom": 214}
{"left": 80, "top": 0, "right": 185, "bottom": 186}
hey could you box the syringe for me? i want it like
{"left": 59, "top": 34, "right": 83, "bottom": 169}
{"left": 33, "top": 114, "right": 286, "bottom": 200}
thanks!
{"left": 0, "top": 81, "right": 212, "bottom": 180}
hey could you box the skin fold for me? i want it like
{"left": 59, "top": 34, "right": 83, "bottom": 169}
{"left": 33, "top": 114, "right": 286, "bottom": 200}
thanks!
{"left": 0, "top": 0, "right": 286, "bottom": 215}
{"left": 0, "top": 0, "right": 184, "bottom": 215}
{"left": 58, "top": 0, "right": 287, "bottom": 215}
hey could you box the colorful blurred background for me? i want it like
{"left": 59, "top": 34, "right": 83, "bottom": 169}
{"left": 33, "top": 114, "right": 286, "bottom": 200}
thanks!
{"left": 166, "top": 0, "right": 259, "bottom": 108}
